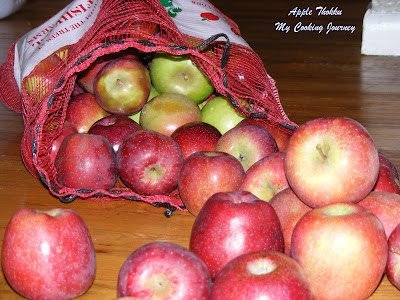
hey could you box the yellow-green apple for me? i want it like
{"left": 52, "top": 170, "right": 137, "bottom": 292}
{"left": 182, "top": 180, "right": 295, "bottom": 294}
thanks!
{"left": 358, "top": 191, "right": 400, "bottom": 237}
{"left": 269, "top": 188, "right": 312, "bottom": 255}
{"left": 117, "top": 242, "right": 211, "bottom": 299}
{"left": 201, "top": 96, "right": 245, "bottom": 134}
{"left": 240, "top": 152, "right": 288, "bottom": 201}
{"left": 190, "top": 191, "right": 284, "bottom": 278}
{"left": 149, "top": 53, "right": 214, "bottom": 104}
{"left": 237, "top": 118, "right": 292, "bottom": 152}
{"left": 117, "top": 130, "right": 184, "bottom": 196}
{"left": 285, "top": 117, "right": 380, "bottom": 208}
{"left": 373, "top": 153, "right": 400, "bottom": 194}
{"left": 291, "top": 203, "right": 388, "bottom": 300}
{"left": 49, "top": 121, "right": 77, "bottom": 164}
{"left": 24, "top": 54, "right": 63, "bottom": 103}
{"left": 88, "top": 115, "right": 141, "bottom": 152}
{"left": 139, "top": 93, "right": 201, "bottom": 136}
{"left": 128, "top": 85, "right": 159, "bottom": 123}
{"left": 55, "top": 133, "right": 118, "bottom": 190}
{"left": 65, "top": 93, "right": 109, "bottom": 133}
{"left": 216, "top": 124, "right": 278, "bottom": 171}
{"left": 178, "top": 151, "right": 245, "bottom": 215}
{"left": 1, "top": 208, "right": 96, "bottom": 300}
{"left": 387, "top": 223, "right": 400, "bottom": 290}
{"left": 211, "top": 250, "right": 311, "bottom": 300}
{"left": 171, "top": 121, "right": 221, "bottom": 159}
{"left": 94, "top": 57, "right": 151, "bottom": 115}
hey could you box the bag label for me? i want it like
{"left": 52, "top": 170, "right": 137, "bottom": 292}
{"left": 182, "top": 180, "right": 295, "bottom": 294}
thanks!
{"left": 14, "top": 0, "right": 102, "bottom": 90}
{"left": 160, "top": 0, "right": 250, "bottom": 48}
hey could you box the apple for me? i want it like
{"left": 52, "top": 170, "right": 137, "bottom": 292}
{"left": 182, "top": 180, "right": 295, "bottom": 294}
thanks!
{"left": 1, "top": 208, "right": 96, "bottom": 299}
{"left": 201, "top": 95, "right": 245, "bottom": 134}
{"left": 24, "top": 53, "right": 63, "bottom": 103}
{"left": 88, "top": 114, "right": 141, "bottom": 152}
{"left": 387, "top": 223, "right": 400, "bottom": 290}
{"left": 240, "top": 152, "right": 288, "bottom": 201}
{"left": 139, "top": 93, "right": 202, "bottom": 136}
{"left": 379, "top": 152, "right": 399, "bottom": 179}
{"left": 117, "top": 241, "right": 211, "bottom": 299}
{"left": 55, "top": 133, "right": 118, "bottom": 190}
{"left": 216, "top": 124, "right": 278, "bottom": 171}
{"left": 211, "top": 250, "right": 311, "bottom": 300}
{"left": 237, "top": 118, "right": 292, "bottom": 152}
{"left": 171, "top": 121, "right": 221, "bottom": 159}
{"left": 149, "top": 53, "right": 214, "bottom": 104}
{"left": 65, "top": 92, "right": 109, "bottom": 133}
{"left": 117, "top": 130, "right": 184, "bottom": 196}
{"left": 77, "top": 57, "right": 110, "bottom": 93}
{"left": 49, "top": 121, "right": 78, "bottom": 165}
{"left": 358, "top": 191, "right": 400, "bottom": 237}
{"left": 128, "top": 85, "right": 159, "bottom": 123}
{"left": 285, "top": 117, "right": 380, "bottom": 208}
{"left": 291, "top": 203, "right": 388, "bottom": 300}
{"left": 190, "top": 191, "right": 284, "bottom": 278}
{"left": 373, "top": 154, "right": 400, "bottom": 194}
{"left": 269, "top": 188, "right": 312, "bottom": 255}
{"left": 131, "top": 21, "right": 159, "bottom": 37}
{"left": 178, "top": 151, "right": 245, "bottom": 215}
{"left": 94, "top": 57, "right": 151, "bottom": 115}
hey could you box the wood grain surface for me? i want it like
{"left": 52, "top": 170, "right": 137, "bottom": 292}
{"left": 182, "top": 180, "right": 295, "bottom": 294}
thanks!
{"left": 0, "top": 0, "right": 399, "bottom": 298}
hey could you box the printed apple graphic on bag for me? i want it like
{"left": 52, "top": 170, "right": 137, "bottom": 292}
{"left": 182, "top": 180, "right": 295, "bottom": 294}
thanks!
{"left": 200, "top": 12, "right": 219, "bottom": 21}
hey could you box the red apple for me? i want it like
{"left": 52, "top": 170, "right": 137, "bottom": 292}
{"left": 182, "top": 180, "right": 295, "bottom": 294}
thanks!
{"left": 171, "top": 121, "right": 221, "bottom": 159}
{"left": 291, "top": 203, "right": 388, "bottom": 300}
{"left": 201, "top": 95, "right": 245, "bottom": 134}
{"left": 285, "top": 117, "right": 380, "bottom": 208}
{"left": 117, "top": 130, "right": 184, "bottom": 196}
{"left": 24, "top": 54, "right": 63, "bottom": 103}
{"left": 387, "top": 223, "right": 400, "bottom": 290}
{"left": 65, "top": 92, "right": 109, "bottom": 133}
{"left": 88, "top": 114, "right": 141, "bottom": 152}
{"left": 211, "top": 250, "right": 311, "bottom": 300}
{"left": 238, "top": 118, "right": 292, "bottom": 152}
{"left": 240, "top": 152, "right": 288, "bottom": 202}
{"left": 216, "top": 124, "right": 278, "bottom": 171}
{"left": 178, "top": 151, "right": 245, "bottom": 215}
{"left": 128, "top": 85, "right": 159, "bottom": 123}
{"left": 117, "top": 242, "right": 211, "bottom": 299}
{"left": 94, "top": 57, "right": 151, "bottom": 115}
{"left": 149, "top": 53, "right": 214, "bottom": 105}
{"left": 190, "top": 191, "right": 284, "bottom": 278}
{"left": 1, "top": 208, "right": 96, "bottom": 299}
{"left": 139, "top": 93, "right": 201, "bottom": 136}
{"left": 269, "top": 188, "right": 312, "bottom": 255}
{"left": 77, "top": 57, "right": 110, "bottom": 93}
{"left": 131, "top": 22, "right": 159, "bottom": 37}
{"left": 49, "top": 121, "right": 77, "bottom": 164}
{"left": 373, "top": 154, "right": 400, "bottom": 194}
{"left": 55, "top": 133, "right": 118, "bottom": 190}
{"left": 358, "top": 191, "right": 400, "bottom": 237}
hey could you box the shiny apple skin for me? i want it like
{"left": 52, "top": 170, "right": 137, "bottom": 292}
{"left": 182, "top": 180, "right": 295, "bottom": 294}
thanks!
{"left": 94, "top": 58, "right": 151, "bottom": 115}
{"left": 1, "top": 208, "right": 96, "bottom": 300}
{"left": 387, "top": 224, "right": 400, "bottom": 290}
{"left": 117, "top": 242, "right": 211, "bottom": 299}
{"left": 55, "top": 133, "right": 118, "bottom": 190}
{"left": 211, "top": 250, "right": 312, "bottom": 300}
{"left": 117, "top": 130, "right": 184, "bottom": 196}
{"left": 190, "top": 191, "right": 284, "bottom": 278}
{"left": 178, "top": 151, "right": 245, "bottom": 215}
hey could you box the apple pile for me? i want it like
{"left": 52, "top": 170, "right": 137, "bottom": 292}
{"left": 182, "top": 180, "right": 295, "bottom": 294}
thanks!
{"left": 5, "top": 47, "right": 400, "bottom": 299}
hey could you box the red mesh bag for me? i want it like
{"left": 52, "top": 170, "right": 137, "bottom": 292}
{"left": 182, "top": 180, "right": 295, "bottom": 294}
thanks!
{"left": 0, "top": 0, "right": 297, "bottom": 215}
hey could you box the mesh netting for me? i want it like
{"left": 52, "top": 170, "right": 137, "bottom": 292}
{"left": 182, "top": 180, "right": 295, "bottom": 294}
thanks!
{"left": 0, "top": 0, "right": 297, "bottom": 214}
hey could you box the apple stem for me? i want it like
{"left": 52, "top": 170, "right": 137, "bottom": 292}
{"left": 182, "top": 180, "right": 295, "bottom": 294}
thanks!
{"left": 316, "top": 143, "right": 329, "bottom": 161}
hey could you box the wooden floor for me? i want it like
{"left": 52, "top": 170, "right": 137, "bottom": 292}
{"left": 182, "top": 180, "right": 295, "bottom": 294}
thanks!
{"left": 1, "top": 0, "right": 399, "bottom": 298}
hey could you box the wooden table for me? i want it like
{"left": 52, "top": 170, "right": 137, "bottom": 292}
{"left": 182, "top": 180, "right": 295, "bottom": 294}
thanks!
{"left": 1, "top": 0, "right": 399, "bottom": 298}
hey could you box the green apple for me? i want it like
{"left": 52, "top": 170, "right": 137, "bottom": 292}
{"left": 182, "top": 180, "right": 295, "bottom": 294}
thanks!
{"left": 139, "top": 93, "right": 202, "bottom": 136}
{"left": 149, "top": 53, "right": 214, "bottom": 105}
{"left": 201, "top": 96, "right": 246, "bottom": 134}
{"left": 129, "top": 85, "right": 159, "bottom": 123}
